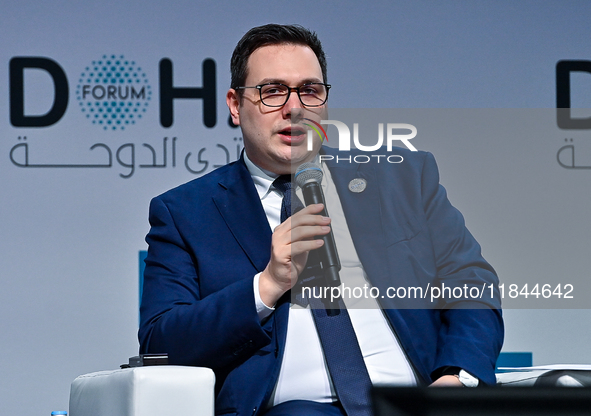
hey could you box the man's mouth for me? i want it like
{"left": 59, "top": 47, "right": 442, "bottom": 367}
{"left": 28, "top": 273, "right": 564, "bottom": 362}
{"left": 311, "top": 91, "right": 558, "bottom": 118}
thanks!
{"left": 278, "top": 126, "right": 307, "bottom": 139}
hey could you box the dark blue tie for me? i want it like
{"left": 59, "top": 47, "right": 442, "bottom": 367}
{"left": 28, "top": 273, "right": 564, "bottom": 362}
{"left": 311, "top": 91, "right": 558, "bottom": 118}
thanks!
{"left": 274, "top": 175, "right": 304, "bottom": 223}
{"left": 273, "top": 175, "right": 373, "bottom": 416}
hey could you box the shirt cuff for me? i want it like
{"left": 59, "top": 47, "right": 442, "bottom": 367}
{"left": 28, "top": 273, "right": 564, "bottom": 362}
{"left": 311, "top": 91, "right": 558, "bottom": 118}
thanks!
{"left": 253, "top": 272, "right": 275, "bottom": 321}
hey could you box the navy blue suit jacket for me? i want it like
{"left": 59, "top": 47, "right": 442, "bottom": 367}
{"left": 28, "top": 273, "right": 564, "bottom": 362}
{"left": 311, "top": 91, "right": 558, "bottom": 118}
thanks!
{"left": 139, "top": 146, "right": 503, "bottom": 416}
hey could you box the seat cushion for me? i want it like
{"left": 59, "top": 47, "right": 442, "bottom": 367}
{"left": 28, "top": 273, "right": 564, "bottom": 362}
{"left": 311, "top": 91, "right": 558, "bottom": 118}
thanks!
{"left": 69, "top": 366, "right": 215, "bottom": 416}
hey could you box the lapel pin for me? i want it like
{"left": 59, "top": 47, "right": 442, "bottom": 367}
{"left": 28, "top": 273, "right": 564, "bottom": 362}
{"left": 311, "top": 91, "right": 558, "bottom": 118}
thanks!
{"left": 348, "top": 178, "right": 367, "bottom": 193}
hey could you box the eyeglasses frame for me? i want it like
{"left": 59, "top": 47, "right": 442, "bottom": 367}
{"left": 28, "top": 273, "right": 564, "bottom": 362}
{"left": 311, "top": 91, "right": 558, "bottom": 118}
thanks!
{"left": 233, "top": 82, "right": 331, "bottom": 107}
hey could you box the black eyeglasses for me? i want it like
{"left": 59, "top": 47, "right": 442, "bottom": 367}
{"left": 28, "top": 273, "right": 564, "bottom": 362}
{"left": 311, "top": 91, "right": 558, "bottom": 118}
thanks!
{"left": 234, "top": 83, "right": 331, "bottom": 107}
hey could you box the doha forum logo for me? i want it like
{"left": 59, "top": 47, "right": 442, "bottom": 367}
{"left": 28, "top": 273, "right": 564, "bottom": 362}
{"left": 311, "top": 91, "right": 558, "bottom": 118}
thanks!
{"left": 76, "top": 55, "right": 152, "bottom": 131}
{"left": 10, "top": 55, "right": 216, "bottom": 130}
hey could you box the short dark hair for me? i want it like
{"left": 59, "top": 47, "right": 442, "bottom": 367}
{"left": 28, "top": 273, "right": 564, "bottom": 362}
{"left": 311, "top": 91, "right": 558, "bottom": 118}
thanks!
{"left": 230, "top": 23, "right": 327, "bottom": 89}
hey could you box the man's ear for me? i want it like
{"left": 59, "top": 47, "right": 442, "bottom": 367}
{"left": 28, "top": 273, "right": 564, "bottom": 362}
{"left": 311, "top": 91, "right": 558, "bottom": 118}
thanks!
{"left": 226, "top": 89, "right": 241, "bottom": 126}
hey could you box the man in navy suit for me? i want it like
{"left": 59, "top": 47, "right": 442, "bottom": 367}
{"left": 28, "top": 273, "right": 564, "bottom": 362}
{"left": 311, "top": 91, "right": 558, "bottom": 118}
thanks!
{"left": 139, "top": 24, "right": 503, "bottom": 416}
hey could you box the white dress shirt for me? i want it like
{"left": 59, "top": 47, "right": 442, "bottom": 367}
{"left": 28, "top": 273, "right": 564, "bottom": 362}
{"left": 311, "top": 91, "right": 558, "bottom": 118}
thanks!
{"left": 243, "top": 153, "right": 417, "bottom": 406}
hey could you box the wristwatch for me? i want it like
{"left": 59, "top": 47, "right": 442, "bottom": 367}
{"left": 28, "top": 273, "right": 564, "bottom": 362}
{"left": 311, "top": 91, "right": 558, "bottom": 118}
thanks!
{"left": 457, "top": 369, "right": 479, "bottom": 387}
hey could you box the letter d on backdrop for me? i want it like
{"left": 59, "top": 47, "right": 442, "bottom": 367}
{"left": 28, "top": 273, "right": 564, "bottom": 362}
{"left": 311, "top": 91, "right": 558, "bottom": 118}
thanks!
{"left": 556, "top": 60, "right": 591, "bottom": 130}
{"left": 9, "top": 57, "right": 69, "bottom": 127}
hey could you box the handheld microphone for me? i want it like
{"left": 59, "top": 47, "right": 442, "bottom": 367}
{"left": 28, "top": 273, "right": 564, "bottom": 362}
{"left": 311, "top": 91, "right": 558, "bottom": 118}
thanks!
{"left": 295, "top": 162, "right": 341, "bottom": 290}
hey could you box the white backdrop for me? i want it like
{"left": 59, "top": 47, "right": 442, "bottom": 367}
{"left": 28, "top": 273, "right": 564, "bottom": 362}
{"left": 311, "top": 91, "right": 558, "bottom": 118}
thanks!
{"left": 2, "top": 1, "right": 591, "bottom": 414}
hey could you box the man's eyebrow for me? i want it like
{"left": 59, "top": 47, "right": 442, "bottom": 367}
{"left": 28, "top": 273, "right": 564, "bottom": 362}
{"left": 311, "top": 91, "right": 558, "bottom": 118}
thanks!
{"left": 255, "top": 77, "right": 324, "bottom": 85}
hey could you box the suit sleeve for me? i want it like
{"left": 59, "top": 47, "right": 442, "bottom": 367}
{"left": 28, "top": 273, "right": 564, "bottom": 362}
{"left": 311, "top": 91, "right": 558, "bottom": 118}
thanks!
{"left": 138, "top": 196, "right": 272, "bottom": 370}
{"left": 420, "top": 152, "right": 504, "bottom": 385}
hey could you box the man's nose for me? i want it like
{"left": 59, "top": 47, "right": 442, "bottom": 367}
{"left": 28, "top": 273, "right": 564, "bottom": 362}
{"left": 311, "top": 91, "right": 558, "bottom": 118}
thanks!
{"left": 283, "top": 89, "right": 304, "bottom": 117}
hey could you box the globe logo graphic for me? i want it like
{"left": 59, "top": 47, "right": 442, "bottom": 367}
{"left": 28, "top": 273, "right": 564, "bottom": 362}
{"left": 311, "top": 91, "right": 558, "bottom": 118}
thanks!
{"left": 76, "top": 55, "right": 152, "bottom": 130}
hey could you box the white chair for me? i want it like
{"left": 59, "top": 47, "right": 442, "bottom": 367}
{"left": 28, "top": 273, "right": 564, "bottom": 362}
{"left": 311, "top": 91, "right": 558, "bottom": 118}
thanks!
{"left": 69, "top": 366, "right": 215, "bottom": 416}
{"left": 69, "top": 363, "right": 591, "bottom": 416}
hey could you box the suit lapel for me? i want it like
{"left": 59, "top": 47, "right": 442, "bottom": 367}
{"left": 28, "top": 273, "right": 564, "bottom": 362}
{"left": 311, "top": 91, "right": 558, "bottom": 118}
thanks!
{"left": 324, "top": 149, "right": 432, "bottom": 381}
{"left": 323, "top": 148, "right": 391, "bottom": 290}
{"left": 212, "top": 157, "right": 272, "bottom": 273}
{"left": 213, "top": 158, "right": 293, "bottom": 386}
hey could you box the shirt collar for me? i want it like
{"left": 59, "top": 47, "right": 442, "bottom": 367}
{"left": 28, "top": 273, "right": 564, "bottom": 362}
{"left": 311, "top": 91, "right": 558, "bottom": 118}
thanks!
{"left": 243, "top": 151, "right": 323, "bottom": 199}
{"left": 243, "top": 151, "right": 278, "bottom": 199}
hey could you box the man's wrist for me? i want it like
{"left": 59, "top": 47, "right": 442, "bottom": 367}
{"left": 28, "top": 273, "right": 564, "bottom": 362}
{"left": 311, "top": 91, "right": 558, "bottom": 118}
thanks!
{"left": 253, "top": 273, "right": 275, "bottom": 321}
{"left": 433, "top": 366, "right": 479, "bottom": 387}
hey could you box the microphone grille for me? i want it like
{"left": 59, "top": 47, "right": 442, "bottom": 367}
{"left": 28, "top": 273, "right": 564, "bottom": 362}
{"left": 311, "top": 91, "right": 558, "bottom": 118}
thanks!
{"left": 295, "top": 162, "right": 323, "bottom": 187}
